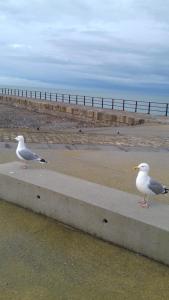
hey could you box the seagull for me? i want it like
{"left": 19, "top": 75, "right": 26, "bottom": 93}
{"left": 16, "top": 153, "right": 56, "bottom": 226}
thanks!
{"left": 15, "top": 135, "right": 47, "bottom": 168}
{"left": 134, "top": 162, "right": 168, "bottom": 208}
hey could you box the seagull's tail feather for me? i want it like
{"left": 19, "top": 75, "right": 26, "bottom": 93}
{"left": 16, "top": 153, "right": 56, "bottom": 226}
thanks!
{"left": 162, "top": 186, "right": 169, "bottom": 194}
{"left": 39, "top": 158, "right": 48, "bottom": 163}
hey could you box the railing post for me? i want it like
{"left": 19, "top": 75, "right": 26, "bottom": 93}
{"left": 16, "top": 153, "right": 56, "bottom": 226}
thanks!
{"left": 62, "top": 94, "right": 64, "bottom": 102}
{"left": 18, "top": 89, "right": 19, "bottom": 96}
{"left": 68, "top": 95, "right": 70, "bottom": 103}
{"left": 84, "top": 96, "right": 86, "bottom": 106}
{"left": 123, "top": 99, "right": 125, "bottom": 111}
{"left": 148, "top": 102, "right": 151, "bottom": 114}
{"left": 11, "top": 89, "right": 12, "bottom": 95}
{"left": 135, "top": 101, "right": 138, "bottom": 112}
{"left": 40, "top": 92, "right": 41, "bottom": 99}
{"left": 56, "top": 93, "right": 57, "bottom": 101}
{"left": 8, "top": 89, "right": 9, "bottom": 95}
{"left": 50, "top": 93, "right": 51, "bottom": 101}
{"left": 165, "top": 103, "right": 169, "bottom": 116}
{"left": 102, "top": 98, "right": 104, "bottom": 108}
{"left": 22, "top": 90, "right": 23, "bottom": 97}
{"left": 45, "top": 92, "right": 46, "bottom": 100}
{"left": 30, "top": 91, "right": 32, "bottom": 98}
{"left": 76, "top": 95, "right": 78, "bottom": 105}
{"left": 35, "top": 91, "right": 36, "bottom": 99}
{"left": 112, "top": 99, "right": 114, "bottom": 109}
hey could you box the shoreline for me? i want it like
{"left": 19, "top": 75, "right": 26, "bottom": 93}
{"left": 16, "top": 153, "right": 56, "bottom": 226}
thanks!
{"left": 1, "top": 87, "right": 169, "bottom": 118}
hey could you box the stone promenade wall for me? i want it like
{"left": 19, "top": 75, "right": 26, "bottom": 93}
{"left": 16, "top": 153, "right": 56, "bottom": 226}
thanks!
{"left": 0, "top": 95, "right": 145, "bottom": 126}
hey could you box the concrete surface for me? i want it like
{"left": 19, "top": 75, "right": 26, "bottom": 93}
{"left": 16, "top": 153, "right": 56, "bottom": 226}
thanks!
{"left": 0, "top": 162, "right": 169, "bottom": 266}
{"left": 1, "top": 199, "right": 169, "bottom": 300}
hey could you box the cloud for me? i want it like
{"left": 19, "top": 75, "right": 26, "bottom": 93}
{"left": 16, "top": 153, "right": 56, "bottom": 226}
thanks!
{"left": 0, "top": 0, "right": 169, "bottom": 98}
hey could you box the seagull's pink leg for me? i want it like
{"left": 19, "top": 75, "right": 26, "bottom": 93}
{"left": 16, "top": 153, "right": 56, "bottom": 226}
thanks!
{"left": 138, "top": 195, "right": 146, "bottom": 204}
{"left": 140, "top": 201, "right": 149, "bottom": 208}
{"left": 138, "top": 195, "right": 150, "bottom": 208}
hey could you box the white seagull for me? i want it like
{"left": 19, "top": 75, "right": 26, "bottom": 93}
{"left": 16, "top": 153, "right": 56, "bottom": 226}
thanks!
{"left": 134, "top": 162, "right": 168, "bottom": 208}
{"left": 15, "top": 135, "right": 47, "bottom": 168}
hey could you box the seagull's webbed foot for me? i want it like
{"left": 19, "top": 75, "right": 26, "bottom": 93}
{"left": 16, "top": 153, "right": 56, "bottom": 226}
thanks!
{"left": 140, "top": 201, "right": 149, "bottom": 208}
{"left": 138, "top": 197, "right": 150, "bottom": 208}
{"left": 138, "top": 199, "right": 145, "bottom": 204}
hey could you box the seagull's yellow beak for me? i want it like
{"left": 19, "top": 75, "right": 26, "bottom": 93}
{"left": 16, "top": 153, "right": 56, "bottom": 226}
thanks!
{"left": 133, "top": 165, "right": 139, "bottom": 170}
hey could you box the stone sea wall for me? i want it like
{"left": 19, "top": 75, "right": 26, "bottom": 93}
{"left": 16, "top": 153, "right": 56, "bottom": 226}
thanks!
{"left": 0, "top": 95, "right": 145, "bottom": 126}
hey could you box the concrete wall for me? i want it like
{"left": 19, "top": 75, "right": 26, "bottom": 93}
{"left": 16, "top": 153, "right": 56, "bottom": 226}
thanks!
{"left": 0, "top": 162, "right": 169, "bottom": 266}
{"left": 0, "top": 95, "right": 145, "bottom": 126}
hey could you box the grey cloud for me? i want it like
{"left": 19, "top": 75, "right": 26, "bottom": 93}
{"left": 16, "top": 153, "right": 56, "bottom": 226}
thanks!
{"left": 0, "top": 0, "right": 169, "bottom": 97}
{"left": 0, "top": 0, "right": 91, "bottom": 24}
{"left": 135, "top": 0, "right": 169, "bottom": 23}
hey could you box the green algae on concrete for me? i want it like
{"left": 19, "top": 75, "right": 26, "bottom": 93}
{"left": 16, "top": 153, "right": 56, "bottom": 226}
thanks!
{"left": 0, "top": 200, "right": 169, "bottom": 300}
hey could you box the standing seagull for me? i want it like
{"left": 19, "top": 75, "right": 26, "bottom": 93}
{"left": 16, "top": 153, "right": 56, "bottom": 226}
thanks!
{"left": 134, "top": 162, "right": 168, "bottom": 208}
{"left": 15, "top": 135, "right": 47, "bottom": 168}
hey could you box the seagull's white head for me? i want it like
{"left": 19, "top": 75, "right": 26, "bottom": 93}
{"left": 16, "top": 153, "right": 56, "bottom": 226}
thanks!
{"left": 15, "top": 135, "right": 24, "bottom": 142}
{"left": 134, "top": 162, "right": 150, "bottom": 173}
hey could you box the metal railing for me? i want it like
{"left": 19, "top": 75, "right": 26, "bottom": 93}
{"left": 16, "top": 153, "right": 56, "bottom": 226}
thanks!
{"left": 0, "top": 87, "right": 169, "bottom": 116}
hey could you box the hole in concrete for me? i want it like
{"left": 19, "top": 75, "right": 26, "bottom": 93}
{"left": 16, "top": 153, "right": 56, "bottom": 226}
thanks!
{"left": 103, "top": 218, "right": 108, "bottom": 223}
{"left": 37, "top": 195, "right": 41, "bottom": 199}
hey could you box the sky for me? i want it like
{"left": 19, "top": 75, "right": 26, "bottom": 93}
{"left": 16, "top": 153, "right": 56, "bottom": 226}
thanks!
{"left": 0, "top": 0, "right": 169, "bottom": 100}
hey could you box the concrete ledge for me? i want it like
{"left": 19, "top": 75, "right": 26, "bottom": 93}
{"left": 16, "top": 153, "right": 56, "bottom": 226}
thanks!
{"left": 0, "top": 162, "right": 169, "bottom": 265}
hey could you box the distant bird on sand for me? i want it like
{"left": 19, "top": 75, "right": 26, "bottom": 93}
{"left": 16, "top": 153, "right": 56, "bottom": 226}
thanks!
{"left": 15, "top": 135, "right": 47, "bottom": 168}
{"left": 134, "top": 162, "right": 168, "bottom": 208}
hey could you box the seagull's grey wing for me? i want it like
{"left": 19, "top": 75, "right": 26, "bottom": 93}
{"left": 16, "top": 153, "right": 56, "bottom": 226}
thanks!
{"left": 148, "top": 178, "right": 165, "bottom": 195}
{"left": 18, "top": 148, "right": 39, "bottom": 161}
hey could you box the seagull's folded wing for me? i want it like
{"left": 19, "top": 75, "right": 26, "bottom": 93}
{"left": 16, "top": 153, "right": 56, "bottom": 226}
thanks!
{"left": 18, "top": 148, "right": 39, "bottom": 161}
{"left": 148, "top": 178, "right": 165, "bottom": 195}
